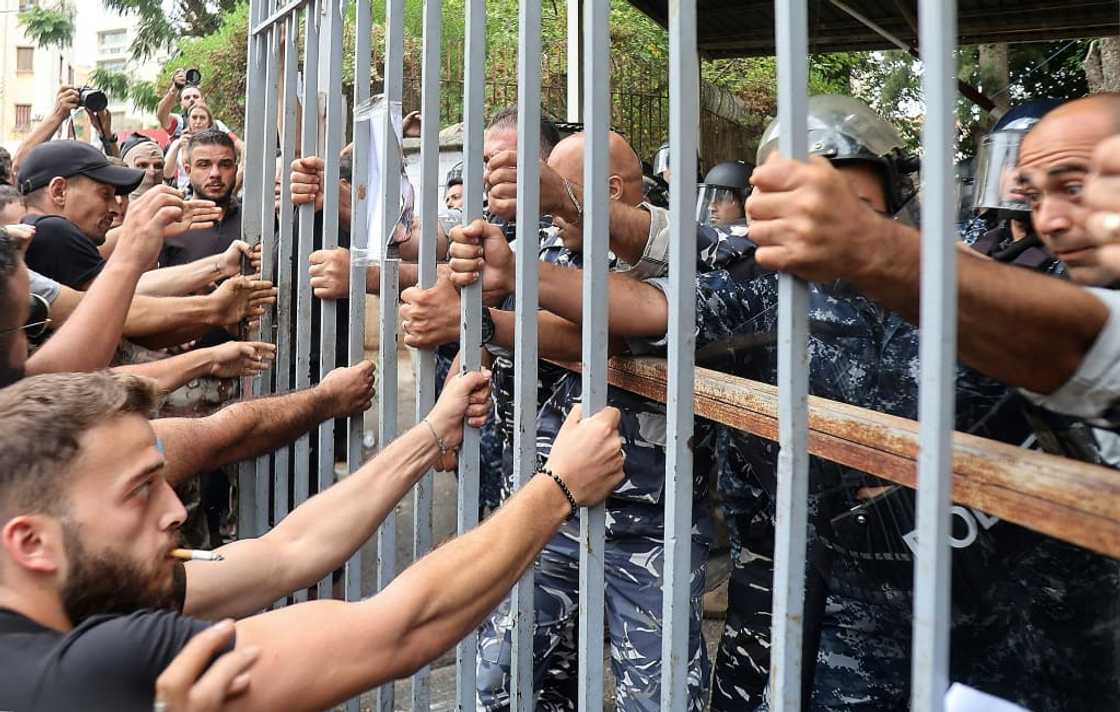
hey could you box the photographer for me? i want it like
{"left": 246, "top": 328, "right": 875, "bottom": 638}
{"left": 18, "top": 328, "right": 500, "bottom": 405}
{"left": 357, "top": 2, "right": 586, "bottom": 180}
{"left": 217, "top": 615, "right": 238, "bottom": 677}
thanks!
{"left": 12, "top": 85, "right": 117, "bottom": 176}
{"left": 157, "top": 69, "right": 236, "bottom": 143}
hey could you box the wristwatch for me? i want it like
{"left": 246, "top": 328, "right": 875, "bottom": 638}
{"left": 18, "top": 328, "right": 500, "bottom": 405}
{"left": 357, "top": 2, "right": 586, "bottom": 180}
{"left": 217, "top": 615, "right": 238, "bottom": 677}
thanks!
{"left": 480, "top": 306, "right": 496, "bottom": 345}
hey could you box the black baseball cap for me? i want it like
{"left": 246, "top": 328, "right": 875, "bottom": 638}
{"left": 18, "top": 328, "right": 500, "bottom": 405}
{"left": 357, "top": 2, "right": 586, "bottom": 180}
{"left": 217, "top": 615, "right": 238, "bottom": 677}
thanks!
{"left": 17, "top": 140, "right": 144, "bottom": 196}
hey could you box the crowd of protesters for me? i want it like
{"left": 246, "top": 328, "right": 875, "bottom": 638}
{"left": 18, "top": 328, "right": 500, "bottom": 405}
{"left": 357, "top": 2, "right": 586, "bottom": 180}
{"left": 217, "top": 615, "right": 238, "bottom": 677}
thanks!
{"left": 1, "top": 40, "right": 1120, "bottom": 712}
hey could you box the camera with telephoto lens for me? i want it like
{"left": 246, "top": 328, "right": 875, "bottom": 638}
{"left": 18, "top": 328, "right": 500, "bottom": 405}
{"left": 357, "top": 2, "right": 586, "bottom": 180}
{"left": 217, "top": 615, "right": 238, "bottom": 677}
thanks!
{"left": 184, "top": 68, "right": 202, "bottom": 87}
{"left": 77, "top": 86, "right": 108, "bottom": 113}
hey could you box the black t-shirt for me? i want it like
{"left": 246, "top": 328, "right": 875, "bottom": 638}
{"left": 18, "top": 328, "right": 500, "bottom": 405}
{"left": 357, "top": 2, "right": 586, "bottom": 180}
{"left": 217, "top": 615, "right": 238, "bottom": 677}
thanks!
{"left": 0, "top": 607, "right": 232, "bottom": 711}
{"left": 159, "top": 200, "right": 244, "bottom": 268}
{"left": 22, "top": 214, "right": 107, "bottom": 290}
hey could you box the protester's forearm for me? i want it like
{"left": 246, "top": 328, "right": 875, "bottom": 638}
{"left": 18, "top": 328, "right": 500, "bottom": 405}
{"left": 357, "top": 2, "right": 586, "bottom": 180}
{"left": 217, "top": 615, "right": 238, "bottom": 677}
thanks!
{"left": 113, "top": 349, "right": 216, "bottom": 392}
{"left": 136, "top": 257, "right": 226, "bottom": 297}
{"left": 263, "top": 425, "right": 435, "bottom": 593}
{"left": 491, "top": 308, "right": 584, "bottom": 362}
{"left": 123, "top": 293, "right": 225, "bottom": 339}
{"left": 98, "top": 226, "right": 122, "bottom": 260}
{"left": 851, "top": 221, "right": 1107, "bottom": 394}
{"left": 24, "top": 259, "right": 143, "bottom": 375}
{"left": 608, "top": 201, "right": 653, "bottom": 265}
{"left": 374, "top": 474, "right": 568, "bottom": 675}
{"left": 155, "top": 384, "right": 335, "bottom": 485}
{"left": 537, "top": 262, "right": 669, "bottom": 338}
{"left": 157, "top": 89, "right": 176, "bottom": 131}
{"left": 364, "top": 263, "right": 419, "bottom": 296}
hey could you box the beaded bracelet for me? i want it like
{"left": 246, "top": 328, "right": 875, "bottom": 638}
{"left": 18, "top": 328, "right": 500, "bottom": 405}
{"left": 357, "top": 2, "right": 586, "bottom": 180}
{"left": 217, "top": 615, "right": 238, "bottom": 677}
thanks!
{"left": 539, "top": 466, "right": 578, "bottom": 517}
{"left": 422, "top": 418, "right": 450, "bottom": 456}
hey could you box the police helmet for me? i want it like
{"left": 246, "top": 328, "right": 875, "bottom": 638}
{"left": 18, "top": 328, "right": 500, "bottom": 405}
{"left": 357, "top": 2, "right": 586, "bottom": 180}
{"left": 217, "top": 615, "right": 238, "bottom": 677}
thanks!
{"left": 972, "top": 99, "right": 1064, "bottom": 217}
{"left": 756, "top": 95, "right": 918, "bottom": 215}
{"left": 697, "top": 161, "right": 754, "bottom": 227}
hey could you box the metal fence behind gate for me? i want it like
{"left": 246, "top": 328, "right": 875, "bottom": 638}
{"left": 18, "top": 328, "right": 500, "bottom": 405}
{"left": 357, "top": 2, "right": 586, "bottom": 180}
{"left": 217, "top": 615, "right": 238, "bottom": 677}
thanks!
{"left": 237, "top": 1, "right": 1107, "bottom": 710}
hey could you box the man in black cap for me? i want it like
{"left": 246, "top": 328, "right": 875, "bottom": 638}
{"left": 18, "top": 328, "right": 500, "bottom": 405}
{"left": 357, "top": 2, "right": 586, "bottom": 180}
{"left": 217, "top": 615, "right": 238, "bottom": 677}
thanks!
{"left": 20, "top": 140, "right": 144, "bottom": 290}
{"left": 19, "top": 141, "right": 261, "bottom": 301}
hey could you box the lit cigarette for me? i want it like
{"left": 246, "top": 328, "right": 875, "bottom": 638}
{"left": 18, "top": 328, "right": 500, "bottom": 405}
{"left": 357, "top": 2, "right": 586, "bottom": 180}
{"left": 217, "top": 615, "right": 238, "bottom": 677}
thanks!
{"left": 171, "top": 548, "right": 224, "bottom": 562}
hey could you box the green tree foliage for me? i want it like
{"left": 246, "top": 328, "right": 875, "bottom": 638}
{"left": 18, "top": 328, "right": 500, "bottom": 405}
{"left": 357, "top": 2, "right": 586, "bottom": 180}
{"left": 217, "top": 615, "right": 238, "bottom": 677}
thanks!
{"left": 158, "top": 3, "right": 251, "bottom": 133}
{"left": 18, "top": 2, "right": 75, "bottom": 50}
{"left": 105, "top": 0, "right": 243, "bottom": 60}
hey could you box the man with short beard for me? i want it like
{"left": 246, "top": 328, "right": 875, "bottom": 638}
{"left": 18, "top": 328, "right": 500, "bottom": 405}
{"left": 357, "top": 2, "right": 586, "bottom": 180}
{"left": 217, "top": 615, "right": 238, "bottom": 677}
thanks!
{"left": 160, "top": 127, "right": 244, "bottom": 268}
{"left": 0, "top": 368, "right": 625, "bottom": 712}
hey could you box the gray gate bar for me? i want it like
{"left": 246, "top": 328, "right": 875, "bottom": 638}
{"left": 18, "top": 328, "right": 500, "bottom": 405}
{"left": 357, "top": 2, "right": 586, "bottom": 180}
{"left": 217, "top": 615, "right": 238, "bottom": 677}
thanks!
{"left": 577, "top": 1, "right": 610, "bottom": 709}
{"left": 456, "top": 1, "right": 485, "bottom": 709}
{"left": 375, "top": 3, "right": 405, "bottom": 712}
{"left": 255, "top": 0, "right": 281, "bottom": 531}
{"left": 293, "top": 0, "right": 321, "bottom": 604}
{"left": 511, "top": 0, "right": 541, "bottom": 708}
{"left": 239, "top": 0, "right": 269, "bottom": 539}
{"left": 274, "top": 9, "right": 300, "bottom": 529}
{"left": 346, "top": 0, "right": 372, "bottom": 565}
{"left": 911, "top": 1, "right": 958, "bottom": 709}
{"left": 660, "top": 0, "right": 698, "bottom": 707}
{"left": 769, "top": 0, "right": 811, "bottom": 709}
{"left": 251, "top": 0, "right": 309, "bottom": 36}
{"left": 346, "top": 0, "right": 372, "bottom": 700}
{"left": 315, "top": 0, "right": 344, "bottom": 604}
{"left": 410, "top": 0, "right": 442, "bottom": 708}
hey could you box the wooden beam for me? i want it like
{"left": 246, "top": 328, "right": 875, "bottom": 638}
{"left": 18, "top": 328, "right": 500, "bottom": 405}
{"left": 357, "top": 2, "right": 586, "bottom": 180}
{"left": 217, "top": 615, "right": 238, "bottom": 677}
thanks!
{"left": 557, "top": 356, "right": 1120, "bottom": 559}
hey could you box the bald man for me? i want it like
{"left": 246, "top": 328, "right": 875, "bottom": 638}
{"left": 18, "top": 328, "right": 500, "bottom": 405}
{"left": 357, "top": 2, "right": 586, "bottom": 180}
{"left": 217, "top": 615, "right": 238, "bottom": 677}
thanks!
{"left": 427, "top": 130, "right": 753, "bottom": 712}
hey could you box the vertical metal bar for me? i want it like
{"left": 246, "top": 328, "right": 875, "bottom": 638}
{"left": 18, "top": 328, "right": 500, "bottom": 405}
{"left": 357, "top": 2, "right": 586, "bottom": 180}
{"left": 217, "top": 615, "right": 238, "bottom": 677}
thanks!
{"left": 274, "top": 8, "right": 300, "bottom": 531}
{"left": 345, "top": 0, "right": 372, "bottom": 708}
{"left": 577, "top": 1, "right": 609, "bottom": 710}
{"left": 454, "top": 0, "right": 486, "bottom": 707}
{"left": 315, "top": 0, "right": 344, "bottom": 603}
{"left": 911, "top": 1, "right": 957, "bottom": 709}
{"left": 769, "top": 0, "right": 810, "bottom": 709}
{"left": 411, "top": 0, "right": 441, "bottom": 707}
{"left": 239, "top": 0, "right": 268, "bottom": 539}
{"left": 456, "top": 0, "right": 485, "bottom": 708}
{"left": 293, "top": 0, "right": 321, "bottom": 602}
{"left": 661, "top": 0, "right": 698, "bottom": 708}
{"left": 256, "top": 1, "right": 281, "bottom": 535}
{"left": 375, "top": 3, "right": 404, "bottom": 709}
{"left": 511, "top": 1, "right": 541, "bottom": 709}
{"left": 565, "top": 0, "right": 582, "bottom": 122}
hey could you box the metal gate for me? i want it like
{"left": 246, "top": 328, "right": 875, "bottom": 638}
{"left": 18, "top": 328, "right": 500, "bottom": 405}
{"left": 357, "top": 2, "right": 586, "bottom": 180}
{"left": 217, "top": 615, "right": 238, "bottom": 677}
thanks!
{"left": 236, "top": 1, "right": 1115, "bottom": 710}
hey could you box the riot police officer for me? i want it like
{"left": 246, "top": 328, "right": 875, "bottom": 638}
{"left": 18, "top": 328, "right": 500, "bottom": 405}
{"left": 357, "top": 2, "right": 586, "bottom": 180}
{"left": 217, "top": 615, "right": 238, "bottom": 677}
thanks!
{"left": 696, "top": 160, "right": 753, "bottom": 228}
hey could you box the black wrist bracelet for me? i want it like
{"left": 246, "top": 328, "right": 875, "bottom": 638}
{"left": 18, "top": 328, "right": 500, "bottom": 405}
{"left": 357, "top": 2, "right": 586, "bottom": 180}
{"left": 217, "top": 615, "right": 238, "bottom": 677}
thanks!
{"left": 539, "top": 467, "right": 577, "bottom": 517}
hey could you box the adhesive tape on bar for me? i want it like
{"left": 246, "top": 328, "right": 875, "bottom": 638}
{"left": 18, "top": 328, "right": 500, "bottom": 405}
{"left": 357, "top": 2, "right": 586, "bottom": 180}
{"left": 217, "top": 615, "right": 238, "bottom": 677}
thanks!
{"left": 351, "top": 247, "right": 378, "bottom": 267}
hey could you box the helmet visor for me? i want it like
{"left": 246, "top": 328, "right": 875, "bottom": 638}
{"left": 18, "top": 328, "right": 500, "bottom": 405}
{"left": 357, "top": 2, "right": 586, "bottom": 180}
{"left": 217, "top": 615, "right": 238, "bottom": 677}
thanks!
{"left": 696, "top": 185, "right": 747, "bottom": 227}
{"left": 973, "top": 130, "right": 1030, "bottom": 213}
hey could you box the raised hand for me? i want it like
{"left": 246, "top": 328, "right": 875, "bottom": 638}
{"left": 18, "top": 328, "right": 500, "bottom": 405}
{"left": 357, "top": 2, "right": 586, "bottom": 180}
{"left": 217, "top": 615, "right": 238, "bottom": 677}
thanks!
{"left": 318, "top": 360, "right": 376, "bottom": 417}
{"left": 205, "top": 341, "right": 277, "bottom": 379}
{"left": 545, "top": 405, "right": 625, "bottom": 507}
{"left": 153, "top": 619, "right": 259, "bottom": 711}
{"left": 308, "top": 247, "right": 351, "bottom": 300}
{"left": 164, "top": 199, "right": 223, "bottom": 239}
{"left": 400, "top": 272, "right": 461, "bottom": 348}
{"left": 290, "top": 156, "right": 325, "bottom": 211}
{"left": 115, "top": 186, "right": 187, "bottom": 269}
{"left": 423, "top": 368, "right": 493, "bottom": 471}
{"left": 211, "top": 276, "right": 277, "bottom": 327}
{"left": 446, "top": 219, "right": 515, "bottom": 306}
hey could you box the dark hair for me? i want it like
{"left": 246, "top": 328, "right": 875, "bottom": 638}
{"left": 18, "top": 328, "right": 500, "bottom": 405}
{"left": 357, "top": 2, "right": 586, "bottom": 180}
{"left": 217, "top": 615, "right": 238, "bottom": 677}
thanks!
{"left": 0, "top": 232, "right": 19, "bottom": 383}
{"left": 186, "top": 127, "right": 236, "bottom": 162}
{"left": 486, "top": 105, "right": 561, "bottom": 158}
{"left": 0, "top": 147, "right": 13, "bottom": 186}
{"left": 0, "top": 185, "right": 24, "bottom": 215}
{"left": 0, "top": 372, "right": 161, "bottom": 523}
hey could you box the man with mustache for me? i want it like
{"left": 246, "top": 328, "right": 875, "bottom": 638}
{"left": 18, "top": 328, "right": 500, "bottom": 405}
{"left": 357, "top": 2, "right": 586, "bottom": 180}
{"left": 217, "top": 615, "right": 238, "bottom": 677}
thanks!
{"left": 160, "top": 128, "right": 244, "bottom": 268}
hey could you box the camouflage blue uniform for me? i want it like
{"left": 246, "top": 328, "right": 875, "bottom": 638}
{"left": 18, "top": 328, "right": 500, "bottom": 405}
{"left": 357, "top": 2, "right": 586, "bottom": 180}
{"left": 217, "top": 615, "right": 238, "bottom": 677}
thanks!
{"left": 676, "top": 236, "right": 1120, "bottom": 711}
{"left": 476, "top": 222, "right": 752, "bottom": 712}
